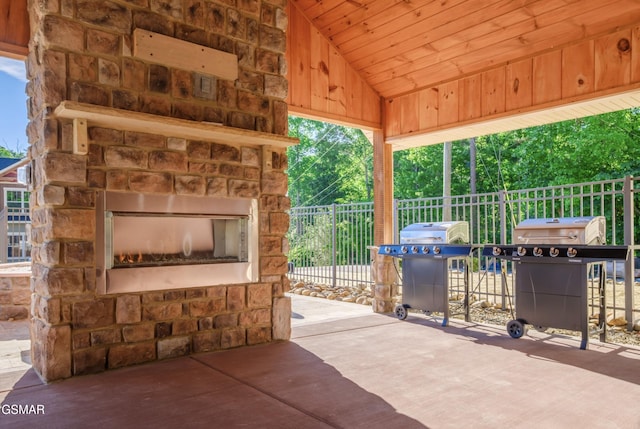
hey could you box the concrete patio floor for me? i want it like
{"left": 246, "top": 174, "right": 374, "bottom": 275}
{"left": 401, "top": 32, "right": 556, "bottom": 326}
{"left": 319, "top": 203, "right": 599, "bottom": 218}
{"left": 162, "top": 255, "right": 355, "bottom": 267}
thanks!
{"left": 1, "top": 294, "right": 640, "bottom": 428}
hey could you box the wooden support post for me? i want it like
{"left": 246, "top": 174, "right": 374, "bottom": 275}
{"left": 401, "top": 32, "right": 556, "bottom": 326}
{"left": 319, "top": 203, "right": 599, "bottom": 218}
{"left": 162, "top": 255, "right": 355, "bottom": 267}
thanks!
{"left": 373, "top": 128, "right": 394, "bottom": 245}
{"left": 372, "top": 110, "right": 397, "bottom": 313}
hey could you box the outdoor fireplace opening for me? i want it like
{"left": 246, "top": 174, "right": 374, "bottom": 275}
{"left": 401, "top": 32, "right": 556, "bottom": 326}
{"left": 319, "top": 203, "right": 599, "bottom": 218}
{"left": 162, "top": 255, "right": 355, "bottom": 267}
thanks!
{"left": 108, "top": 214, "right": 248, "bottom": 268}
{"left": 97, "top": 191, "right": 259, "bottom": 294}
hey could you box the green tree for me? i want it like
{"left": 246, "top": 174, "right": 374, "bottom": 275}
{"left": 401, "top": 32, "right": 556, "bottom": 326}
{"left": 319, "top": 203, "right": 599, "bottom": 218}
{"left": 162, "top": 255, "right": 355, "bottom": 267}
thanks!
{"left": 0, "top": 145, "right": 24, "bottom": 159}
{"left": 394, "top": 108, "right": 640, "bottom": 198}
{"left": 287, "top": 117, "right": 372, "bottom": 206}
{"left": 288, "top": 108, "right": 640, "bottom": 205}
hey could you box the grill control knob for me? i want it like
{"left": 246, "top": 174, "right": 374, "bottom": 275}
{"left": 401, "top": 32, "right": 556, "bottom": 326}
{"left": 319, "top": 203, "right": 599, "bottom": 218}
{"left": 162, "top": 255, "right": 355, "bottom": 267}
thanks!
{"left": 549, "top": 247, "right": 559, "bottom": 257}
{"left": 433, "top": 246, "right": 441, "bottom": 254}
{"left": 533, "top": 247, "right": 543, "bottom": 257}
{"left": 517, "top": 247, "right": 527, "bottom": 256}
{"left": 492, "top": 247, "right": 502, "bottom": 256}
{"left": 421, "top": 246, "right": 430, "bottom": 254}
{"left": 401, "top": 246, "right": 409, "bottom": 254}
{"left": 567, "top": 247, "right": 578, "bottom": 258}
{"left": 411, "top": 246, "right": 419, "bottom": 254}
{"left": 384, "top": 246, "right": 392, "bottom": 254}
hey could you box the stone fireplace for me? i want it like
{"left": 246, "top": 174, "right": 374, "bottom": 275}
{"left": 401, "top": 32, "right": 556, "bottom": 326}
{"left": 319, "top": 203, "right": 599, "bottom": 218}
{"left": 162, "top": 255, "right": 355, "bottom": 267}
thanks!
{"left": 26, "top": 0, "right": 294, "bottom": 381}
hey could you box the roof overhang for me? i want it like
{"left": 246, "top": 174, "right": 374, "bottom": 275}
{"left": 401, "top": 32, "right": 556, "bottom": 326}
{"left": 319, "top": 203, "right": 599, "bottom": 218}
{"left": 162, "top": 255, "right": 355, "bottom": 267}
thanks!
{"left": 386, "top": 89, "right": 640, "bottom": 151}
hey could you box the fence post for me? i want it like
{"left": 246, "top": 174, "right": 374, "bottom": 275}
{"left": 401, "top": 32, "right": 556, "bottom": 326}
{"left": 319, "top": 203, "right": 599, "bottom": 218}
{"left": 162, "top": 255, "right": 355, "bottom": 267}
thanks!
{"left": 332, "top": 203, "right": 337, "bottom": 288}
{"left": 499, "top": 190, "right": 508, "bottom": 307}
{"left": 623, "top": 176, "right": 635, "bottom": 330}
{"left": 393, "top": 199, "right": 399, "bottom": 243}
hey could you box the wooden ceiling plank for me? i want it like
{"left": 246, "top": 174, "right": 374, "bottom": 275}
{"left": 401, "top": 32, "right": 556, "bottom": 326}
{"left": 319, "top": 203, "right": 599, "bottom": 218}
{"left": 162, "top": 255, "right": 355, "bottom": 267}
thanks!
{"left": 506, "top": 59, "right": 533, "bottom": 111}
{"left": 313, "top": 0, "right": 380, "bottom": 34}
{"left": 347, "top": 0, "right": 543, "bottom": 67}
{"left": 594, "top": 29, "right": 632, "bottom": 92}
{"left": 334, "top": 0, "right": 469, "bottom": 55}
{"left": 533, "top": 51, "right": 562, "bottom": 105}
{"left": 359, "top": 0, "right": 599, "bottom": 83}
{"left": 633, "top": 26, "right": 640, "bottom": 83}
{"left": 321, "top": 0, "right": 434, "bottom": 44}
{"left": 328, "top": 47, "right": 348, "bottom": 116}
{"left": 372, "top": 0, "right": 640, "bottom": 97}
{"left": 302, "top": 0, "right": 346, "bottom": 23}
{"left": 0, "top": 0, "right": 29, "bottom": 46}
{"left": 290, "top": 0, "right": 323, "bottom": 13}
{"left": 288, "top": 4, "right": 312, "bottom": 109}
{"left": 309, "top": 27, "right": 331, "bottom": 113}
{"left": 368, "top": 18, "right": 541, "bottom": 92}
{"left": 374, "top": 19, "right": 578, "bottom": 96}
{"left": 345, "top": 66, "right": 364, "bottom": 120}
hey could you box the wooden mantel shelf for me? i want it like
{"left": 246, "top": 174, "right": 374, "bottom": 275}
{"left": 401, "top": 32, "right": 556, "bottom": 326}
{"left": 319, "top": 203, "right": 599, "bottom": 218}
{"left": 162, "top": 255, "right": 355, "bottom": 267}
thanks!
{"left": 54, "top": 101, "right": 298, "bottom": 150}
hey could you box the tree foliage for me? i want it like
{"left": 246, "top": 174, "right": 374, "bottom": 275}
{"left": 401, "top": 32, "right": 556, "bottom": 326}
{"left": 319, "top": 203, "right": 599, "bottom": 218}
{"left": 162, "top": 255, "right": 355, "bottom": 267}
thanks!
{"left": 288, "top": 109, "right": 640, "bottom": 205}
{"left": 0, "top": 145, "right": 24, "bottom": 159}
{"left": 394, "top": 108, "right": 640, "bottom": 197}
{"left": 287, "top": 117, "right": 373, "bottom": 206}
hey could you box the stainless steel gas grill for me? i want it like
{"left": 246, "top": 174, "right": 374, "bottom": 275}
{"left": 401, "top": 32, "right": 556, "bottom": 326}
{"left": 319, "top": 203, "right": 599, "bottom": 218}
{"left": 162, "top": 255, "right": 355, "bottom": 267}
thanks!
{"left": 483, "top": 216, "right": 628, "bottom": 349}
{"left": 379, "top": 221, "right": 476, "bottom": 326}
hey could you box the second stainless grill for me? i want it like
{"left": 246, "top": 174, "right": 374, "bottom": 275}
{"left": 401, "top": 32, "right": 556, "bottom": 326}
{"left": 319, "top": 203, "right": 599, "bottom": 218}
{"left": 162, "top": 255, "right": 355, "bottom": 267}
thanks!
{"left": 484, "top": 216, "right": 628, "bottom": 349}
{"left": 379, "top": 221, "right": 474, "bottom": 325}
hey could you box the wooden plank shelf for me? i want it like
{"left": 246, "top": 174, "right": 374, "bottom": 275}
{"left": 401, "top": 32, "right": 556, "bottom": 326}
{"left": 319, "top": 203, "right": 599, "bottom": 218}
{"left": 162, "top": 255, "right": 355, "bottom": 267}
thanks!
{"left": 54, "top": 101, "right": 298, "bottom": 150}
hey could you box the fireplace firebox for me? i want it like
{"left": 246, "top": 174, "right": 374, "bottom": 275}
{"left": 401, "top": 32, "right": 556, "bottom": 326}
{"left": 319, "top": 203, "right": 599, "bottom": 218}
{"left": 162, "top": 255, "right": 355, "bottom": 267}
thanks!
{"left": 97, "top": 191, "right": 259, "bottom": 294}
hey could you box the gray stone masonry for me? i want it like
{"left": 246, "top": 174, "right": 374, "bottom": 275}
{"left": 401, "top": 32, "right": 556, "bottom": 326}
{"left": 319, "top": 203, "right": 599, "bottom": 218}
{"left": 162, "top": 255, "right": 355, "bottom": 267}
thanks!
{"left": 27, "top": 0, "right": 292, "bottom": 382}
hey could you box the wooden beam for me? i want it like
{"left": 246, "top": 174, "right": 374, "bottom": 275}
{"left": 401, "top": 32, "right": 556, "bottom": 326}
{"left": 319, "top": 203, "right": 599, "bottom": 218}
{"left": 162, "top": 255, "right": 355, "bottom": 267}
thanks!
{"left": 132, "top": 29, "right": 238, "bottom": 81}
{"left": 373, "top": 101, "right": 393, "bottom": 245}
{"left": 54, "top": 101, "right": 298, "bottom": 148}
{"left": 0, "top": 41, "right": 28, "bottom": 60}
{"left": 0, "top": 0, "right": 29, "bottom": 59}
{"left": 288, "top": 105, "right": 381, "bottom": 131}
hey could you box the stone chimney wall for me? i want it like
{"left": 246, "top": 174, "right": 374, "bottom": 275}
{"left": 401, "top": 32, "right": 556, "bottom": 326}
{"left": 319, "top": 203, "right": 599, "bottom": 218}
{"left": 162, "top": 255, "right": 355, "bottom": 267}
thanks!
{"left": 26, "top": 0, "right": 291, "bottom": 382}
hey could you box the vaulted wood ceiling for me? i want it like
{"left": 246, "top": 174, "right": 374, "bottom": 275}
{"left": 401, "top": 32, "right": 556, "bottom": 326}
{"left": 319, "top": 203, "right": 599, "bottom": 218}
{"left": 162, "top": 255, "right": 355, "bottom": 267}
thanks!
{"left": 293, "top": 0, "right": 639, "bottom": 98}
{"left": 289, "top": 0, "right": 640, "bottom": 148}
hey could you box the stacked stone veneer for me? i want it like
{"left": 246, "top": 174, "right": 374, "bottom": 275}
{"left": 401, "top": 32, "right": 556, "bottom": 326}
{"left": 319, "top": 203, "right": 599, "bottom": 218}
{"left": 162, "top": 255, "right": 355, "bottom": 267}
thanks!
{"left": 0, "top": 270, "right": 31, "bottom": 320}
{"left": 26, "top": 0, "right": 291, "bottom": 381}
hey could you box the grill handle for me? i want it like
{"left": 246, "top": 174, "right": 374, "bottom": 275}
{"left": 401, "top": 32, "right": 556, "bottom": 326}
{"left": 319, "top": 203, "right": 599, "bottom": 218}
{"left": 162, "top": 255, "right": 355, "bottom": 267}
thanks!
{"left": 402, "top": 237, "right": 443, "bottom": 243}
{"left": 517, "top": 234, "right": 578, "bottom": 242}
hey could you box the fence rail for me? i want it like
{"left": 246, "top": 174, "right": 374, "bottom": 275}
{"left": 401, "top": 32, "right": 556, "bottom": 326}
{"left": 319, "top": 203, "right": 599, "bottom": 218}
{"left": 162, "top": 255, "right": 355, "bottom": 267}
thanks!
{"left": 288, "top": 176, "right": 640, "bottom": 328}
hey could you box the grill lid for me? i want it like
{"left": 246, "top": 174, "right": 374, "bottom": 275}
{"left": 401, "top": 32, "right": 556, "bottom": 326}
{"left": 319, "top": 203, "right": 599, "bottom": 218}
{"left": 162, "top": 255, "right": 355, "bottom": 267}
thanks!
{"left": 513, "top": 216, "right": 605, "bottom": 245}
{"left": 400, "top": 221, "right": 469, "bottom": 244}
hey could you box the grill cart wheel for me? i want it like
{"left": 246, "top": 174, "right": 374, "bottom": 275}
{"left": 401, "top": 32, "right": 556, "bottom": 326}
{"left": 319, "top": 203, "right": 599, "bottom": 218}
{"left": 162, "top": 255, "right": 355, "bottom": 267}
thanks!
{"left": 506, "top": 319, "right": 526, "bottom": 339}
{"left": 394, "top": 304, "right": 408, "bottom": 320}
